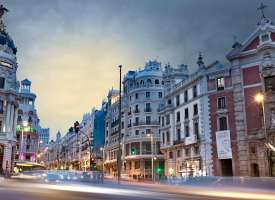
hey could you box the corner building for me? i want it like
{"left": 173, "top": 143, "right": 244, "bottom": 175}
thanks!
{"left": 0, "top": 7, "right": 20, "bottom": 173}
{"left": 104, "top": 60, "right": 165, "bottom": 179}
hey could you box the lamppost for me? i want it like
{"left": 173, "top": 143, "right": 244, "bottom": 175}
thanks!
{"left": 146, "top": 132, "right": 155, "bottom": 182}
{"left": 255, "top": 93, "right": 275, "bottom": 176}
{"left": 117, "top": 65, "right": 122, "bottom": 184}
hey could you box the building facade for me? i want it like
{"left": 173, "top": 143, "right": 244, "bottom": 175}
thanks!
{"left": 224, "top": 16, "right": 275, "bottom": 177}
{"left": 15, "top": 79, "right": 40, "bottom": 163}
{"left": 104, "top": 60, "right": 165, "bottom": 180}
{"left": 160, "top": 58, "right": 213, "bottom": 177}
{"left": 0, "top": 5, "right": 20, "bottom": 173}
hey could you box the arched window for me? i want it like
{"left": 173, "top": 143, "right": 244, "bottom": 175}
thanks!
{"left": 155, "top": 79, "right": 160, "bottom": 84}
{"left": 140, "top": 80, "right": 144, "bottom": 85}
{"left": 147, "top": 79, "right": 152, "bottom": 85}
{"left": 18, "top": 109, "right": 23, "bottom": 115}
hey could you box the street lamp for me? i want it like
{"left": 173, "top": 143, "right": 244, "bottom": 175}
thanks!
{"left": 254, "top": 92, "right": 275, "bottom": 176}
{"left": 146, "top": 132, "right": 155, "bottom": 182}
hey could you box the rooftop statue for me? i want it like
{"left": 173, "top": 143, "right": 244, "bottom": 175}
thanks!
{"left": 0, "top": 5, "right": 8, "bottom": 19}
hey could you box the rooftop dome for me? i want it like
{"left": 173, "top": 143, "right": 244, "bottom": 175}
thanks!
{"left": 135, "top": 60, "right": 163, "bottom": 79}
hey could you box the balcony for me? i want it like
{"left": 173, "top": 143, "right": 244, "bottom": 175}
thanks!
{"left": 173, "top": 139, "right": 185, "bottom": 145}
{"left": 128, "top": 111, "right": 132, "bottom": 115}
{"left": 127, "top": 124, "right": 132, "bottom": 128}
{"left": 133, "top": 122, "right": 139, "bottom": 126}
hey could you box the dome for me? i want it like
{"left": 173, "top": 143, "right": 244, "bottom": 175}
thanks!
{"left": 135, "top": 60, "right": 163, "bottom": 79}
{"left": 0, "top": 31, "right": 17, "bottom": 54}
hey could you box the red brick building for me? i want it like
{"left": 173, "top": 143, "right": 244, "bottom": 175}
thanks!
{"left": 208, "top": 15, "right": 275, "bottom": 176}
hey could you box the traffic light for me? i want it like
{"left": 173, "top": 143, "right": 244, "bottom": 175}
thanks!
{"left": 74, "top": 121, "right": 80, "bottom": 133}
{"left": 131, "top": 148, "right": 137, "bottom": 155}
{"left": 155, "top": 166, "right": 163, "bottom": 175}
{"left": 92, "top": 163, "right": 97, "bottom": 170}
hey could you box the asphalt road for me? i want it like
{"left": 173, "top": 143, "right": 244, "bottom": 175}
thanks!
{"left": 0, "top": 178, "right": 274, "bottom": 200}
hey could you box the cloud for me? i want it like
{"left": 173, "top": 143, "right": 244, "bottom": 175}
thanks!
{"left": 3, "top": 0, "right": 274, "bottom": 138}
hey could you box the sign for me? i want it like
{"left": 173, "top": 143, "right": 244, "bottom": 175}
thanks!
{"left": 216, "top": 130, "right": 232, "bottom": 159}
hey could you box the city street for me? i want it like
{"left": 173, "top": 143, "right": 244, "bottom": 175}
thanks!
{"left": 1, "top": 177, "right": 275, "bottom": 200}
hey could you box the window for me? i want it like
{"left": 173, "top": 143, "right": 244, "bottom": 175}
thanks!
{"left": 158, "top": 92, "right": 162, "bottom": 98}
{"left": 135, "top": 93, "right": 139, "bottom": 99}
{"left": 185, "top": 125, "right": 189, "bottom": 137}
{"left": 218, "top": 116, "right": 228, "bottom": 131}
{"left": 146, "top": 129, "right": 151, "bottom": 134}
{"left": 193, "top": 104, "right": 198, "bottom": 116}
{"left": 165, "top": 115, "right": 170, "bottom": 125}
{"left": 261, "top": 34, "right": 269, "bottom": 42}
{"left": 169, "top": 151, "right": 173, "bottom": 159}
{"left": 155, "top": 79, "right": 160, "bottom": 84}
{"left": 162, "top": 132, "right": 165, "bottom": 144}
{"left": 184, "top": 90, "right": 188, "bottom": 102}
{"left": 194, "top": 122, "right": 199, "bottom": 140}
{"left": 218, "top": 97, "right": 226, "bottom": 109}
{"left": 193, "top": 85, "right": 197, "bottom": 98}
{"left": 166, "top": 132, "right": 170, "bottom": 143}
{"left": 146, "top": 116, "right": 151, "bottom": 125}
{"left": 217, "top": 77, "right": 225, "bottom": 91}
{"left": 134, "top": 161, "right": 140, "bottom": 169}
{"left": 135, "top": 130, "right": 139, "bottom": 135}
{"left": 185, "top": 148, "right": 190, "bottom": 157}
{"left": 146, "top": 92, "right": 150, "bottom": 98}
{"left": 184, "top": 108, "right": 189, "bottom": 119}
{"left": 145, "top": 103, "right": 151, "bottom": 112}
{"left": 177, "top": 150, "right": 181, "bottom": 157}
{"left": 177, "top": 129, "right": 181, "bottom": 141}
{"left": 161, "top": 117, "right": 164, "bottom": 127}
{"left": 176, "top": 111, "right": 180, "bottom": 122}
{"left": 168, "top": 99, "right": 172, "bottom": 105}
{"left": 0, "top": 77, "right": 5, "bottom": 89}
{"left": 135, "top": 117, "right": 139, "bottom": 125}
{"left": 0, "top": 100, "right": 3, "bottom": 114}
{"left": 135, "top": 105, "right": 139, "bottom": 113}
{"left": 176, "top": 95, "right": 180, "bottom": 106}
{"left": 0, "top": 121, "right": 2, "bottom": 132}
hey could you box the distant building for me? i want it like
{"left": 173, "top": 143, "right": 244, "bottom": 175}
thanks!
{"left": 15, "top": 79, "right": 40, "bottom": 163}
{"left": 38, "top": 128, "right": 50, "bottom": 147}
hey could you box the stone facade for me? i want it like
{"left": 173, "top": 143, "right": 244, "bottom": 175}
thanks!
{"left": 0, "top": 7, "right": 20, "bottom": 173}
{"left": 160, "top": 58, "right": 213, "bottom": 177}
{"left": 104, "top": 60, "right": 165, "bottom": 180}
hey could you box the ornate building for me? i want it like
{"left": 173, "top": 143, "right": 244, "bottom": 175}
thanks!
{"left": 160, "top": 58, "right": 213, "bottom": 177}
{"left": 15, "top": 79, "right": 40, "bottom": 163}
{"left": 104, "top": 60, "right": 165, "bottom": 180}
{"left": 0, "top": 5, "right": 20, "bottom": 173}
{"left": 224, "top": 12, "right": 275, "bottom": 176}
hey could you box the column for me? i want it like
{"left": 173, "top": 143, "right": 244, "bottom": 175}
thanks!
{"left": 9, "top": 104, "right": 14, "bottom": 134}
{"left": 13, "top": 107, "right": 18, "bottom": 137}
{"left": 5, "top": 102, "right": 11, "bottom": 132}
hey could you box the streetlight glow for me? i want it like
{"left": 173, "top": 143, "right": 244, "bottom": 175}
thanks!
{"left": 255, "top": 93, "right": 264, "bottom": 103}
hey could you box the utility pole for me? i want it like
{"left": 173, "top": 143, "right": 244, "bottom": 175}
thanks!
{"left": 117, "top": 65, "right": 122, "bottom": 184}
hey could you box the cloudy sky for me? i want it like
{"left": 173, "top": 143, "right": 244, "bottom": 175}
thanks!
{"left": 3, "top": 0, "right": 275, "bottom": 139}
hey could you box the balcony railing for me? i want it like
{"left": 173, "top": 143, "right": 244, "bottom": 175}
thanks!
{"left": 173, "top": 139, "right": 185, "bottom": 145}
{"left": 134, "top": 109, "right": 140, "bottom": 114}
